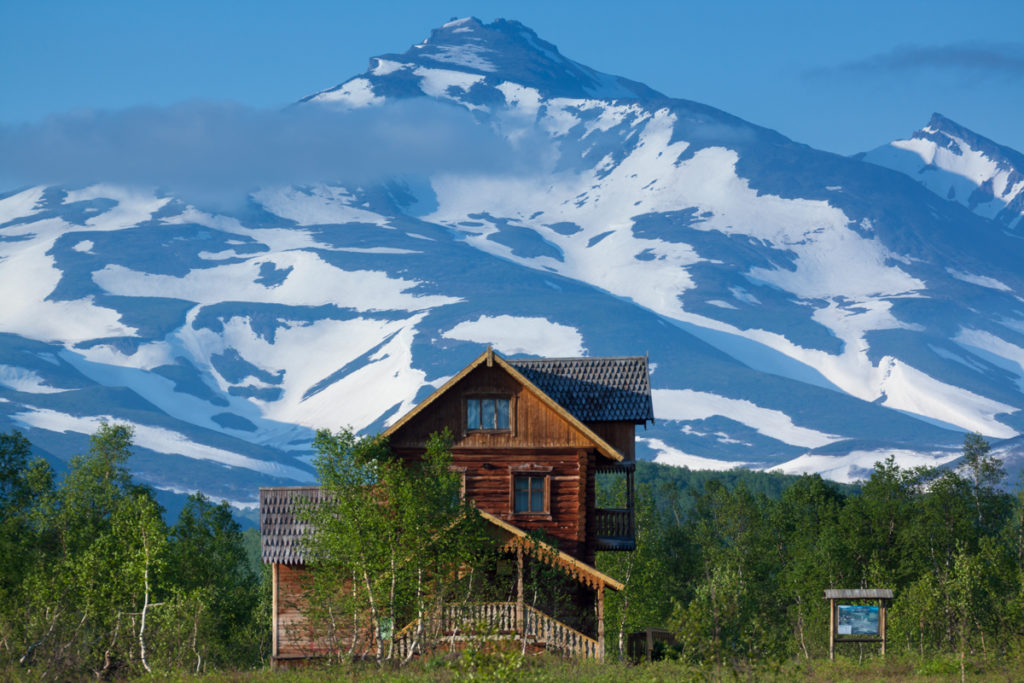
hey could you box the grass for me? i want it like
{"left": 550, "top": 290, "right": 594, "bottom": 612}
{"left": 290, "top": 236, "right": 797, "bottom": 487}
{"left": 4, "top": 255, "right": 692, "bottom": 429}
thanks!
{"left": 137, "top": 650, "right": 1024, "bottom": 683}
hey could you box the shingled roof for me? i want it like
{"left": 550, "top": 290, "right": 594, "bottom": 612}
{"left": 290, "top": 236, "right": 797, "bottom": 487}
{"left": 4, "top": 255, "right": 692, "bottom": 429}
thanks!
{"left": 260, "top": 486, "right": 325, "bottom": 565}
{"left": 508, "top": 356, "right": 653, "bottom": 424}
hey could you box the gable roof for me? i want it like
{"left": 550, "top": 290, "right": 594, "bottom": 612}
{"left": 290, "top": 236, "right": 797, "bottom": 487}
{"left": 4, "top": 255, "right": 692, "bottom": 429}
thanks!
{"left": 382, "top": 347, "right": 632, "bottom": 462}
{"left": 508, "top": 356, "right": 653, "bottom": 423}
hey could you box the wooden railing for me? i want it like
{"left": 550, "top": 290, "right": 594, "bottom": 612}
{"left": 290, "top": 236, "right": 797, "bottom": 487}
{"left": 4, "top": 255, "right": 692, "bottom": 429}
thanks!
{"left": 594, "top": 507, "right": 634, "bottom": 539}
{"left": 394, "top": 602, "right": 599, "bottom": 659}
{"left": 523, "top": 604, "right": 600, "bottom": 659}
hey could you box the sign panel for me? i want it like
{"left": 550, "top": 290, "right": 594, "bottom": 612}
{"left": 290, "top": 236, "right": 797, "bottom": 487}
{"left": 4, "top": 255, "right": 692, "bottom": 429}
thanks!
{"left": 837, "top": 605, "right": 879, "bottom": 635}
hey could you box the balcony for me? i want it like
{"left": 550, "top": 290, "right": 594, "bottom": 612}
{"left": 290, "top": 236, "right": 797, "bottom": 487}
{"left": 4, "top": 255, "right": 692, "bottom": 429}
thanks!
{"left": 594, "top": 507, "right": 635, "bottom": 551}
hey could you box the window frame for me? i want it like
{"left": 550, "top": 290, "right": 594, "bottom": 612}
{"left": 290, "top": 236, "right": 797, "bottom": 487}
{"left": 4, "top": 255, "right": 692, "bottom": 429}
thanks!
{"left": 449, "top": 466, "right": 467, "bottom": 501}
{"left": 508, "top": 465, "right": 552, "bottom": 517}
{"left": 464, "top": 394, "right": 514, "bottom": 434}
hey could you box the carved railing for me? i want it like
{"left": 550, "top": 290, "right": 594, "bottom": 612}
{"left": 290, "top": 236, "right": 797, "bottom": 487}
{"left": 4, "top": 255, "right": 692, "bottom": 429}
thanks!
{"left": 594, "top": 507, "right": 634, "bottom": 540}
{"left": 394, "top": 601, "right": 599, "bottom": 659}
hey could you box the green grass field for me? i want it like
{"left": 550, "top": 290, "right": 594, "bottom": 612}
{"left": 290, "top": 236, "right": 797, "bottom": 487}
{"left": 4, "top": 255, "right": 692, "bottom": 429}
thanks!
{"left": 135, "top": 650, "right": 1024, "bottom": 683}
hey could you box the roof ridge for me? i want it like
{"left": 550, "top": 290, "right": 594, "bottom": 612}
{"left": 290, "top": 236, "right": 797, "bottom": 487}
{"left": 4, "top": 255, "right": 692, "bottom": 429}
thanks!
{"left": 508, "top": 355, "right": 647, "bottom": 362}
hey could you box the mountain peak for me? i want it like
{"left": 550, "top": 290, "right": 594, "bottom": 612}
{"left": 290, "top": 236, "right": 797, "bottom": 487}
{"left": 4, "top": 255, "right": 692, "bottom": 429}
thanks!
{"left": 862, "top": 112, "right": 1024, "bottom": 231}
{"left": 924, "top": 112, "right": 974, "bottom": 142}
{"left": 304, "top": 17, "right": 663, "bottom": 106}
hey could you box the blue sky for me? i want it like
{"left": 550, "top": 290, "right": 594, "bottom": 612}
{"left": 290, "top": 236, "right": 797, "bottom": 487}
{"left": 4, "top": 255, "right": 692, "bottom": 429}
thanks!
{"left": 2, "top": 0, "right": 1022, "bottom": 155}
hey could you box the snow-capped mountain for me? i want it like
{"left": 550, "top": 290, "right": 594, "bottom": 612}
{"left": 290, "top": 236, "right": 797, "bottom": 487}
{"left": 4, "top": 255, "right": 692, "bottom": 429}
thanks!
{"left": 862, "top": 113, "right": 1024, "bottom": 233}
{"left": 4, "top": 17, "right": 1024, "bottom": 513}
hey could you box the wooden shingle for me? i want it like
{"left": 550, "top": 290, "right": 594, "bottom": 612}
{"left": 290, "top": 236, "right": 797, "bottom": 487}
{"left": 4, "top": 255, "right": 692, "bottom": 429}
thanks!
{"left": 259, "top": 486, "right": 325, "bottom": 565}
{"left": 508, "top": 356, "right": 653, "bottom": 423}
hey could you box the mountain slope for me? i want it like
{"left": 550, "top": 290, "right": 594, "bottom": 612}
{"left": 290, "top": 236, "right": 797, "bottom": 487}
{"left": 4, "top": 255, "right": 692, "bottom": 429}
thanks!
{"left": 3, "top": 18, "right": 1024, "bottom": 507}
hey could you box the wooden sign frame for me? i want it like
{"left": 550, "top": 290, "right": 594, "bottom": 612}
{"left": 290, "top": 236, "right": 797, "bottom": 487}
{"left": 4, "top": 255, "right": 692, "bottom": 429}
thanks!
{"left": 824, "top": 589, "right": 892, "bottom": 660}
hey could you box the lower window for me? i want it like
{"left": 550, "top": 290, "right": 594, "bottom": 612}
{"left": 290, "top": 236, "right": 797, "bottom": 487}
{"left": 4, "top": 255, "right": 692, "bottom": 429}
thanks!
{"left": 513, "top": 474, "right": 546, "bottom": 513}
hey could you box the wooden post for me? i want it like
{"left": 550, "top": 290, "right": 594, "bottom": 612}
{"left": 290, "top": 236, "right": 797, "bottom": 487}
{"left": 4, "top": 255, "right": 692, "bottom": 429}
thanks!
{"left": 516, "top": 546, "right": 525, "bottom": 644}
{"left": 271, "top": 563, "right": 279, "bottom": 662}
{"left": 828, "top": 598, "right": 835, "bottom": 661}
{"left": 879, "top": 599, "right": 886, "bottom": 656}
{"left": 597, "top": 584, "right": 605, "bottom": 661}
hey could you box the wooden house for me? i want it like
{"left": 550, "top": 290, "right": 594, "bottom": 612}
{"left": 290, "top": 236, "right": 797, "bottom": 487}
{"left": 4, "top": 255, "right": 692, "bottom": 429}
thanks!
{"left": 260, "top": 347, "right": 654, "bottom": 664}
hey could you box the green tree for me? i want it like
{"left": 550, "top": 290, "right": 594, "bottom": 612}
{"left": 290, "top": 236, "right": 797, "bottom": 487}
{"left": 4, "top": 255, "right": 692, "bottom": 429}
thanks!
{"left": 164, "top": 493, "right": 264, "bottom": 669}
{"left": 304, "top": 427, "right": 493, "bottom": 664}
{"left": 960, "top": 432, "right": 1008, "bottom": 535}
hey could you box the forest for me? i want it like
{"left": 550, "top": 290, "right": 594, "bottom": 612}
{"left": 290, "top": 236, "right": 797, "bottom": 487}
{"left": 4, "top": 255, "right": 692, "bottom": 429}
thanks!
{"left": 2, "top": 424, "right": 1024, "bottom": 680}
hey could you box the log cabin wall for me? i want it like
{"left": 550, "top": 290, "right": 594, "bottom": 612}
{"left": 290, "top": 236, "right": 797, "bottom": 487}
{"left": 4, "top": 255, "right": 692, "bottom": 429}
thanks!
{"left": 393, "top": 445, "right": 589, "bottom": 558}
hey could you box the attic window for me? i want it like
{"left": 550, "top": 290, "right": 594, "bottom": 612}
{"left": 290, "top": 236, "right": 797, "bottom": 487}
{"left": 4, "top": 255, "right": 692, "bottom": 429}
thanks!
{"left": 466, "top": 397, "right": 510, "bottom": 431}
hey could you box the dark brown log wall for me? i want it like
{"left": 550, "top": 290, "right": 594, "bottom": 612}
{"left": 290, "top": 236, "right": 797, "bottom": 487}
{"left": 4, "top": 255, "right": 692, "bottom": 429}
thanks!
{"left": 460, "top": 447, "right": 587, "bottom": 558}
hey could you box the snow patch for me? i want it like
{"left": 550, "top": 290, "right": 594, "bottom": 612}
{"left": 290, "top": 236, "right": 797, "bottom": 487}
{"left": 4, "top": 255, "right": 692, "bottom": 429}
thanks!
{"left": 947, "top": 268, "right": 1012, "bottom": 292}
{"left": 428, "top": 44, "right": 496, "bottom": 72}
{"left": 769, "top": 448, "right": 961, "bottom": 484}
{"left": 442, "top": 315, "right": 586, "bottom": 357}
{"left": 12, "top": 408, "right": 314, "bottom": 482}
{"left": 653, "top": 388, "right": 841, "bottom": 449}
{"left": 311, "top": 78, "right": 384, "bottom": 108}
{"left": 414, "top": 67, "right": 485, "bottom": 99}
{"left": 642, "top": 437, "right": 751, "bottom": 470}
{"left": 0, "top": 365, "right": 67, "bottom": 394}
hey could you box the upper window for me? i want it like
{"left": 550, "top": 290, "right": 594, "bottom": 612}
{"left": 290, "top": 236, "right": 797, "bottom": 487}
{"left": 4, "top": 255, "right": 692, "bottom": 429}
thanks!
{"left": 466, "top": 397, "right": 510, "bottom": 431}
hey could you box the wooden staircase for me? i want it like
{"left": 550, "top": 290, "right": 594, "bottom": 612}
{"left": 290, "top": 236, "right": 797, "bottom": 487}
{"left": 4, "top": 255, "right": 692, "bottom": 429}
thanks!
{"left": 394, "top": 602, "right": 600, "bottom": 659}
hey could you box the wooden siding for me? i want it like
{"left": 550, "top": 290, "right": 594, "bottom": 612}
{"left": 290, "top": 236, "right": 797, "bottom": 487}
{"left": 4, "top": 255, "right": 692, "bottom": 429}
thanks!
{"left": 275, "top": 564, "right": 378, "bottom": 661}
{"left": 390, "top": 364, "right": 599, "bottom": 452}
{"left": 275, "top": 564, "right": 330, "bottom": 659}
{"left": 584, "top": 421, "right": 636, "bottom": 461}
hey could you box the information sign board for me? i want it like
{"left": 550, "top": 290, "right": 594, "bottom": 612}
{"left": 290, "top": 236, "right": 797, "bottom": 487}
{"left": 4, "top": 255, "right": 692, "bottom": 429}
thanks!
{"left": 837, "top": 605, "right": 879, "bottom": 636}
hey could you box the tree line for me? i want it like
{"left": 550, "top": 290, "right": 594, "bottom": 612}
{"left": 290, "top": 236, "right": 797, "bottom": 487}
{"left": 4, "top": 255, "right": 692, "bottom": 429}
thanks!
{"left": 599, "top": 434, "right": 1024, "bottom": 669}
{"left": 0, "top": 425, "right": 267, "bottom": 679}
{"left": 3, "top": 423, "right": 1023, "bottom": 677}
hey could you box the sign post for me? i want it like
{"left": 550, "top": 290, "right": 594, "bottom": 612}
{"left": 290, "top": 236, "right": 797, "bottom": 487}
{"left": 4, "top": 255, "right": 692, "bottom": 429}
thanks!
{"left": 824, "top": 589, "right": 892, "bottom": 660}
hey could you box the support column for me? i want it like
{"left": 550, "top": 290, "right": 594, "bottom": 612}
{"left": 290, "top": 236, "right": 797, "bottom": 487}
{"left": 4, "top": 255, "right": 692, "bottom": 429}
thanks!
{"left": 880, "top": 599, "right": 886, "bottom": 656}
{"left": 516, "top": 546, "right": 525, "bottom": 645}
{"left": 597, "top": 584, "right": 605, "bottom": 661}
{"left": 272, "top": 563, "right": 279, "bottom": 662}
{"left": 627, "top": 469, "right": 635, "bottom": 538}
{"left": 828, "top": 598, "right": 835, "bottom": 661}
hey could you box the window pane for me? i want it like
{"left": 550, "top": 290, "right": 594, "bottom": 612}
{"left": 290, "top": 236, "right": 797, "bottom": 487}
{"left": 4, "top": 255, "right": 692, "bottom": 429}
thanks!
{"left": 481, "top": 399, "right": 495, "bottom": 429}
{"left": 514, "top": 478, "right": 529, "bottom": 512}
{"left": 496, "top": 398, "right": 510, "bottom": 429}
{"left": 467, "top": 399, "right": 480, "bottom": 430}
{"left": 530, "top": 477, "right": 544, "bottom": 512}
